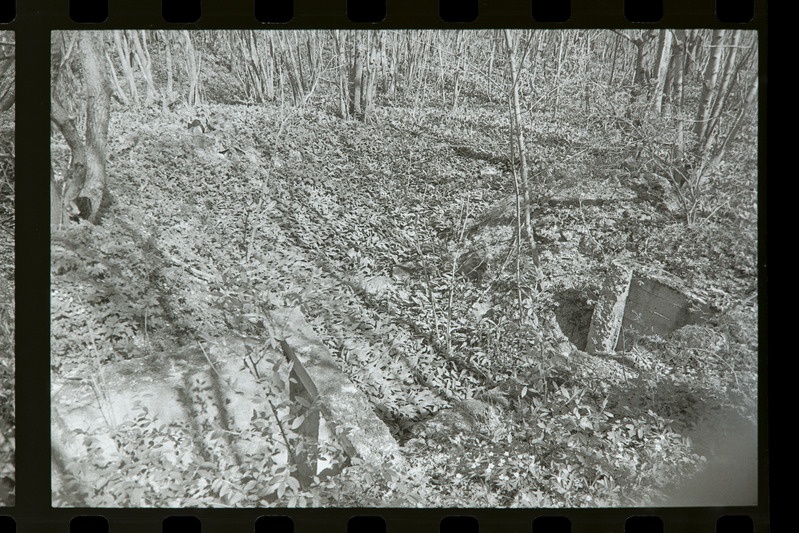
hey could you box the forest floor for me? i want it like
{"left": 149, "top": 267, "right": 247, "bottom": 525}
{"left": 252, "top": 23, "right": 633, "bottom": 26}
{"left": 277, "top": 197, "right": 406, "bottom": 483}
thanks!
{"left": 50, "top": 100, "right": 759, "bottom": 507}
{"left": 0, "top": 111, "right": 14, "bottom": 506}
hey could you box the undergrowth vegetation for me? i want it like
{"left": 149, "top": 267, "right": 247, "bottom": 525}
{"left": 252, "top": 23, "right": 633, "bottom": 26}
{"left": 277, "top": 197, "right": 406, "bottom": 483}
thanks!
{"left": 50, "top": 30, "right": 758, "bottom": 508}
{"left": 51, "top": 99, "right": 757, "bottom": 507}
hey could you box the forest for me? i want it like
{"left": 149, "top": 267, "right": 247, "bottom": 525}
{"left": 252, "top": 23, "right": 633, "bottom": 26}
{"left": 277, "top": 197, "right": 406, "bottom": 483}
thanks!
{"left": 0, "top": 30, "right": 15, "bottom": 507}
{"left": 50, "top": 29, "right": 759, "bottom": 508}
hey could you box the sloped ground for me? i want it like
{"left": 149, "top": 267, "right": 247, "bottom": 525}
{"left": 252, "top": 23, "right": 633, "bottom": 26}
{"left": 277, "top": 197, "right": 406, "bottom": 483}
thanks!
{"left": 50, "top": 102, "right": 757, "bottom": 507}
{"left": 52, "top": 335, "right": 343, "bottom": 507}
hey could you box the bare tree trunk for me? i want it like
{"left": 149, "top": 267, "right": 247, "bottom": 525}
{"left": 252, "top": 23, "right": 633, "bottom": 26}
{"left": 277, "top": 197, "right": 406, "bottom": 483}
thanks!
{"left": 51, "top": 171, "right": 64, "bottom": 231}
{"left": 183, "top": 31, "right": 202, "bottom": 108}
{"left": 163, "top": 32, "right": 174, "bottom": 97}
{"left": 670, "top": 30, "right": 686, "bottom": 110}
{"left": 608, "top": 33, "right": 620, "bottom": 86}
{"left": 621, "top": 30, "right": 656, "bottom": 92}
{"left": 582, "top": 31, "right": 591, "bottom": 114}
{"left": 660, "top": 45, "right": 677, "bottom": 117}
{"left": 50, "top": 100, "right": 86, "bottom": 229}
{"left": 332, "top": 30, "right": 350, "bottom": 119}
{"left": 408, "top": 31, "right": 432, "bottom": 111}
{"left": 436, "top": 33, "right": 447, "bottom": 105}
{"left": 707, "top": 75, "right": 757, "bottom": 171}
{"left": 552, "top": 33, "right": 565, "bottom": 120}
{"left": 0, "top": 39, "right": 13, "bottom": 112}
{"left": 632, "top": 34, "right": 648, "bottom": 89}
{"left": 275, "top": 31, "right": 312, "bottom": 106}
{"left": 361, "top": 31, "right": 379, "bottom": 121}
{"left": 235, "top": 30, "right": 275, "bottom": 103}
{"left": 652, "top": 30, "right": 673, "bottom": 115}
{"left": 611, "top": 30, "right": 657, "bottom": 100}
{"left": 51, "top": 32, "right": 111, "bottom": 225}
{"left": 78, "top": 32, "right": 110, "bottom": 223}
{"left": 503, "top": 30, "right": 538, "bottom": 270}
{"left": 265, "top": 34, "right": 276, "bottom": 101}
{"left": 351, "top": 34, "right": 364, "bottom": 117}
{"left": 693, "top": 29, "right": 725, "bottom": 145}
{"left": 386, "top": 31, "right": 397, "bottom": 99}
{"left": 305, "top": 32, "right": 324, "bottom": 104}
{"left": 130, "top": 30, "right": 156, "bottom": 106}
{"left": 525, "top": 31, "right": 543, "bottom": 97}
{"left": 670, "top": 30, "right": 687, "bottom": 168}
{"left": 655, "top": 29, "right": 756, "bottom": 225}
{"left": 486, "top": 33, "right": 496, "bottom": 99}
{"left": 685, "top": 29, "right": 703, "bottom": 81}
{"left": 157, "top": 32, "right": 177, "bottom": 113}
{"left": 104, "top": 49, "right": 129, "bottom": 106}
{"left": 451, "top": 30, "right": 465, "bottom": 111}
{"left": 404, "top": 32, "right": 415, "bottom": 93}
{"left": 288, "top": 33, "right": 306, "bottom": 102}
{"left": 705, "top": 30, "right": 743, "bottom": 153}
{"left": 237, "top": 31, "right": 255, "bottom": 101}
{"left": 113, "top": 30, "right": 138, "bottom": 104}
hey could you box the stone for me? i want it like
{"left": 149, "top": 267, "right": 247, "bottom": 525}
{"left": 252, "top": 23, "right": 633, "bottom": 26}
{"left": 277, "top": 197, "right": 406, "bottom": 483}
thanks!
{"left": 585, "top": 262, "right": 633, "bottom": 354}
{"left": 615, "top": 274, "right": 695, "bottom": 350}
{"left": 362, "top": 275, "right": 393, "bottom": 297}
{"left": 272, "top": 308, "right": 410, "bottom": 474}
{"left": 585, "top": 261, "right": 707, "bottom": 355}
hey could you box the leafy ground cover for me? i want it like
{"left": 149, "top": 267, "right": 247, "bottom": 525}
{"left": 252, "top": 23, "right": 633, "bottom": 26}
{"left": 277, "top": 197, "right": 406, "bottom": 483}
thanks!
{"left": 0, "top": 110, "right": 14, "bottom": 506}
{"left": 51, "top": 91, "right": 757, "bottom": 507}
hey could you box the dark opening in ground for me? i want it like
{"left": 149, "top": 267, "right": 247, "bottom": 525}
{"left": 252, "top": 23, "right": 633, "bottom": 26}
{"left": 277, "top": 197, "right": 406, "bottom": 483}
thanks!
{"left": 554, "top": 289, "right": 595, "bottom": 351}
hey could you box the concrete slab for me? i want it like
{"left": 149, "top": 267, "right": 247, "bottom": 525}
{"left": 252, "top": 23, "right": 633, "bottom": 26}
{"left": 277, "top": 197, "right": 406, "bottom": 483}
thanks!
{"left": 616, "top": 274, "right": 694, "bottom": 350}
{"left": 585, "top": 261, "right": 706, "bottom": 355}
{"left": 586, "top": 262, "right": 633, "bottom": 355}
{"left": 53, "top": 308, "right": 415, "bottom": 505}
{"left": 272, "top": 307, "right": 409, "bottom": 474}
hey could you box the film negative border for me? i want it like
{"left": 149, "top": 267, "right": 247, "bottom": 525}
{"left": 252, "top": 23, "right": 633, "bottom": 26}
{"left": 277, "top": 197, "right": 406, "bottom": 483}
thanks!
{"left": 0, "top": 0, "right": 766, "bottom": 26}
{"left": 4, "top": 0, "right": 769, "bottom": 532}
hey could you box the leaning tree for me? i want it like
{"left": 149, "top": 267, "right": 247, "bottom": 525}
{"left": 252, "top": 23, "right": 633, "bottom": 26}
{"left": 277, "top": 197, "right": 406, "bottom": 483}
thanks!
{"left": 51, "top": 31, "right": 111, "bottom": 229}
